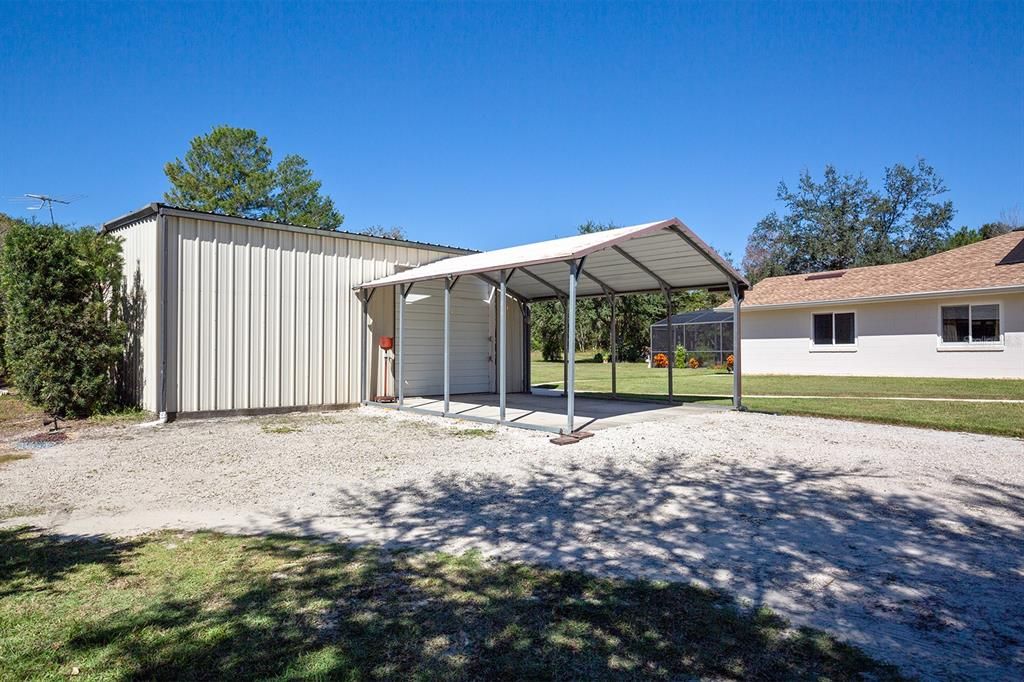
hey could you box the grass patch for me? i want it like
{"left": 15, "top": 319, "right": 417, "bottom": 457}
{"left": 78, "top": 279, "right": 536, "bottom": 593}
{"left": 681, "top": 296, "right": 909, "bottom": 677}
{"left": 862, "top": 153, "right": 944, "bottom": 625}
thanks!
{"left": 451, "top": 427, "right": 495, "bottom": 439}
{"left": 0, "top": 451, "right": 30, "bottom": 467}
{"left": 0, "top": 528, "right": 902, "bottom": 680}
{"left": 0, "top": 504, "right": 45, "bottom": 521}
{"left": 532, "top": 360, "right": 1024, "bottom": 400}
{"left": 743, "top": 397, "right": 1024, "bottom": 439}
{"left": 87, "top": 406, "right": 150, "bottom": 426}
{"left": 257, "top": 413, "right": 353, "bottom": 434}
{"left": 0, "top": 393, "right": 46, "bottom": 437}
{"left": 261, "top": 423, "right": 303, "bottom": 434}
{"left": 533, "top": 360, "right": 1024, "bottom": 437}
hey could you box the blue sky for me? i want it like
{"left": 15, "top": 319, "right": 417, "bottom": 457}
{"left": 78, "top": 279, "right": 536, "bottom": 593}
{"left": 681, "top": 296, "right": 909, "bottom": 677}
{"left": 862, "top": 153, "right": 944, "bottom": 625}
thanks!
{"left": 1, "top": 1, "right": 1021, "bottom": 259}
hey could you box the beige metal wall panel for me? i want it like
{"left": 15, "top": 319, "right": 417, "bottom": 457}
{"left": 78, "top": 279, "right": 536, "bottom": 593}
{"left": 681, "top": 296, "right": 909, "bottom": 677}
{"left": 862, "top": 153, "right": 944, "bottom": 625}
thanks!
{"left": 111, "top": 216, "right": 160, "bottom": 412}
{"left": 505, "top": 296, "right": 525, "bottom": 393}
{"left": 398, "top": 279, "right": 526, "bottom": 397}
{"left": 166, "top": 215, "right": 456, "bottom": 414}
{"left": 397, "top": 278, "right": 494, "bottom": 396}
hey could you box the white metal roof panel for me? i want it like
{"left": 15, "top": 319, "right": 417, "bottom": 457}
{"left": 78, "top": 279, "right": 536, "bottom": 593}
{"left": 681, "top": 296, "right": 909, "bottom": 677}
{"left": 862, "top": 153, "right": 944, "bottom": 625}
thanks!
{"left": 354, "top": 217, "right": 747, "bottom": 299}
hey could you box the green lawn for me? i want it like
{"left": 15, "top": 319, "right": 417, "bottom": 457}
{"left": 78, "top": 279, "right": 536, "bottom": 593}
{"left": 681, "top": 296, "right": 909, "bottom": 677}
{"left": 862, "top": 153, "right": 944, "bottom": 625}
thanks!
{"left": 0, "top": 528, "right": 900, "bottom": 680}
{"left": 532, "top": 358, "right": 1024, "bottom": 438}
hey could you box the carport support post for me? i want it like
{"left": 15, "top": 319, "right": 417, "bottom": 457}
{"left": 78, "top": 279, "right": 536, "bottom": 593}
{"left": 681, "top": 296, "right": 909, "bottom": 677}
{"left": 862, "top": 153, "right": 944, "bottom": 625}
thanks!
{"left": 664, "top": 286, "right": 674, "bottom": 404}
{"left": 561, "top": 299, "right": 569, "bottom": 396}
{"left": 443, "top": 277, "right": 452, "bottom": 415}
{"left": 397, "top": 283, "right": 412, "bottom": 408}
{"left": 523, "top": 303, "right": 532, "bottom": 393}
{"left": 566, "top": 259, "right": 583, "bottom": 434}
{"left": 498, "top": 270, "right": 508, "bottom": 422}
{"left": 729, "top": 280, "right": 743, "bottom": 410}
{"left": 609, "top": 293, "right": 617, "bottom": 398}
{"left": 359, "top": 288, "right": 375, "bottom": 404}
{"left": 359, "top": 290, "right": 368, "bottom": 404}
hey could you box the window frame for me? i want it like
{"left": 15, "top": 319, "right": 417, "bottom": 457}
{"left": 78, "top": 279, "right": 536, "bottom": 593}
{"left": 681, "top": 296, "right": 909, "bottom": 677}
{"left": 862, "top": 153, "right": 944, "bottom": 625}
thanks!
{"left": 809, "top": 310, "right": 858, "bottom": 352}
{"left": 936, "top": 301, "right": 1004, "bottom": 351}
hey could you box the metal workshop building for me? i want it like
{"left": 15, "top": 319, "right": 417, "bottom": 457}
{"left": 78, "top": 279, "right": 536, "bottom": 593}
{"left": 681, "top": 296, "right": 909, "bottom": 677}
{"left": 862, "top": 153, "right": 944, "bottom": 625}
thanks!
{"left": 104, "top": 204, "right": 526, "bottom": 419}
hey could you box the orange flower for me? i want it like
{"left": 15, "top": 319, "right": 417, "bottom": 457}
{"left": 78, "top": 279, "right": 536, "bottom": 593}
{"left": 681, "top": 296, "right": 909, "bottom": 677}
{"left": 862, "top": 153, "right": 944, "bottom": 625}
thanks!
{"left": 653, "top": 353, "right": 669, "bottom": 368}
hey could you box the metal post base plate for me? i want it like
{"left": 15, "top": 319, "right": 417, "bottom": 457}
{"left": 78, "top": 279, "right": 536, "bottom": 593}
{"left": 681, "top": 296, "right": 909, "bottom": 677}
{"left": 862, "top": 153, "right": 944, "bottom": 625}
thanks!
{"left": 549, "top": 431, "right": 595, "bottom": 446}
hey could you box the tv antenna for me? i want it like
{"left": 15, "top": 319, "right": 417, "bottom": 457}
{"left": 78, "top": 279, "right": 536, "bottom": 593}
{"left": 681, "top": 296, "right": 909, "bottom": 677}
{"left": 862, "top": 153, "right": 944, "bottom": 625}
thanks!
{"left": 8, "top": 193, "right": 84, "bottom": 225}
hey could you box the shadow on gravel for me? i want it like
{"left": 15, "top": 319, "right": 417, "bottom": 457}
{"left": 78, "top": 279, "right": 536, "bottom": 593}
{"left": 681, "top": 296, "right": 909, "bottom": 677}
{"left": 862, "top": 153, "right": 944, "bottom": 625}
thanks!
{"left": 285, "top": 456, "right": 1024, "bottom": 680}
{"left": 0, "top": 528, "right": 900, "bottom": 680}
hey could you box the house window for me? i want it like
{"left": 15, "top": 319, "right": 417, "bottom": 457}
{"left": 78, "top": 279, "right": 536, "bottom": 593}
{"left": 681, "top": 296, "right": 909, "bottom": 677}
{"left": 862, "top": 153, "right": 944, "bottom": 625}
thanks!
{"left": 941, "top": 304, "right": 1000, "bottom": 344}
{"left": 812, "top": 312, "right": 855, "bottom": 345}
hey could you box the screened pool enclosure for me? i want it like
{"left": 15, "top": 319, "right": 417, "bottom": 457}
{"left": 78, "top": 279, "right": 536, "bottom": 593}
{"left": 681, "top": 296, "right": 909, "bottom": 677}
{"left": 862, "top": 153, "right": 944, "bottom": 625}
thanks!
{"left": 650, "top": 310, "right": 734, "bottom": 366}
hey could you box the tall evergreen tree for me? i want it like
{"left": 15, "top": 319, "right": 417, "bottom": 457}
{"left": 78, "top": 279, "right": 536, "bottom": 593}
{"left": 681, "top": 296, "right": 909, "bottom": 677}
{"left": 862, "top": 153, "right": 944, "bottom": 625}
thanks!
{"left": 165, "top": 125, "right": 343, "bottom": 230}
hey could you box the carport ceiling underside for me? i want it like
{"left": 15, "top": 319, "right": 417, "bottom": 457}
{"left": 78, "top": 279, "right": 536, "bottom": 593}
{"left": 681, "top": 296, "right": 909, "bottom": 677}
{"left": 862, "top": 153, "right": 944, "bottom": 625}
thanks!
{"left": 354, "top": 218, "right": 748, "bottom": 299}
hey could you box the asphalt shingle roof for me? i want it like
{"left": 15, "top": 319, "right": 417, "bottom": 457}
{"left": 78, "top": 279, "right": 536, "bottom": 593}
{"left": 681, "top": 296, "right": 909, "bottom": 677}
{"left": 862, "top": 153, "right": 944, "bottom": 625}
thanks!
{"left": 737, "top": 231, "right": 1024, "bottom": 308}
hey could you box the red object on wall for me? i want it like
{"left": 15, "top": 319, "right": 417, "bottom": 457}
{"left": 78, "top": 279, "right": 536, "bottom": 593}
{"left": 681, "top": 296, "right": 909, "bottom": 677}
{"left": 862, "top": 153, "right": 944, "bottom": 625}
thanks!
{"left": 374, "top": 336, "right": 397, "bottom": 403}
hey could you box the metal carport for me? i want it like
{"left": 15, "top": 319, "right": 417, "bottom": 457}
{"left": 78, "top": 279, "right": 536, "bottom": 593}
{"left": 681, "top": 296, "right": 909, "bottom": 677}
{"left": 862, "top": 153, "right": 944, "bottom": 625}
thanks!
{"left": 354, "top": 217, "right": 749, "bottom": 438}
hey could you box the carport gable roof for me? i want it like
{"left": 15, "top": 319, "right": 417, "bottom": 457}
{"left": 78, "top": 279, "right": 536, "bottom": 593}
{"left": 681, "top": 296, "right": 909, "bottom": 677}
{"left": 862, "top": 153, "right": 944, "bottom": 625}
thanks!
{"left": 354, "top": 218, "right": 748, "bottom": 301}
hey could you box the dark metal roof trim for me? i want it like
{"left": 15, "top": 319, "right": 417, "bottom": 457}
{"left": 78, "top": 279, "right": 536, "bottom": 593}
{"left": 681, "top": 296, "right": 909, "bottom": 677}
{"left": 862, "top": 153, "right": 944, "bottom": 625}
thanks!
{"left": 102, "top": 203, "right": 476, "bottom": 255}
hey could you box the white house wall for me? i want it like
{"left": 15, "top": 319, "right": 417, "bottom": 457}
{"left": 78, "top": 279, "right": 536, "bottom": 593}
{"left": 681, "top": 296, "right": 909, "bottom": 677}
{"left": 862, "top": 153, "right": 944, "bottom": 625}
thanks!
{"left": 741, "top": 293, "right": 1024, "bottom": 378}
{"left": 162, "top": 214, "right": 461, "bottom": 414}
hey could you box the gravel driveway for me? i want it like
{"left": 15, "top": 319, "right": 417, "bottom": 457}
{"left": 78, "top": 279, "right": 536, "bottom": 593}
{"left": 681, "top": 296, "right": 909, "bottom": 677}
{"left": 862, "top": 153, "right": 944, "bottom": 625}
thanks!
{"left": 2, "top": 407, "right": 1022, "bottom": 679}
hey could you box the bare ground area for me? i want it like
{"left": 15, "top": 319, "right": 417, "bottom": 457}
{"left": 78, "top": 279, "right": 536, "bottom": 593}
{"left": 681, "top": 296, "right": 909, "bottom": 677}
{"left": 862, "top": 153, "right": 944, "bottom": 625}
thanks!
{"left": 2, "top": 407, "right": 1022, "bottom": 680}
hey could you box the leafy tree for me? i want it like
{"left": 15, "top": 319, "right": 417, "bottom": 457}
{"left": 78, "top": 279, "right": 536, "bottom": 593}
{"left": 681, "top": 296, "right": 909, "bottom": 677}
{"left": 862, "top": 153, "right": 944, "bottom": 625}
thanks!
{"left": 165, "top": 125, "right": 343, "bottom": 230}
{"left": 939, "top": 220, "right": 1014, "bottom": 251}
{"left": 979, "top": 221, "right": 1012, "bottom": 239}
{"left": 943, "top": 226, "right": 985, "bottom": 250}
{"left": 743, "top": 160, "right": 955, "bottom": 282}
{"left": 866, "top": 159, "right": 954, "bottom": 261}
{"left": 0, "top": 221, "right": 126, "bottom": 417}
{"left": 269, "top": 154, "right": 344, "bottom": 229}
{"left": 361, "top": 225, "right": 407, "bottom": 240}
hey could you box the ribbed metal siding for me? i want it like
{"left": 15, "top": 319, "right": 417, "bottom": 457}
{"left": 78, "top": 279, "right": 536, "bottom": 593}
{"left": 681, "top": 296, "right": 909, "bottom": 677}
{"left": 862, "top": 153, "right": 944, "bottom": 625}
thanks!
{"left": 398, "top": 278, "right": 493, "bottom": 396}
{"left": 166, "top": 215, "right": 457, "bottom": 414}
{"left": 505, "top": 295, "right": 525, "bottom": 393}
{"left": 111, "top": 217, "right": 160, "bottom": 411}
{"left": 398, "top": 279, "right": 526, "bottom": 397}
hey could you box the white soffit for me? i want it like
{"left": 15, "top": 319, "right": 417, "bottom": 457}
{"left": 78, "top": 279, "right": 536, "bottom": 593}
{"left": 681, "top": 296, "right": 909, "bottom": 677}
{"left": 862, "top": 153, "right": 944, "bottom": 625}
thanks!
{"left": 354, "top": 218, "right": 747, "bottom": 301}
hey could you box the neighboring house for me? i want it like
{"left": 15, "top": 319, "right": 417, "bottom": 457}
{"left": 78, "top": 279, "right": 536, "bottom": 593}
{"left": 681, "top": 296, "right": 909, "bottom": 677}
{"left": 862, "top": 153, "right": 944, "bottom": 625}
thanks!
{"left": 732, "top": 230, "right": 1024, "bottom": 378}
{"left": 649, "top": 310, "right": 733, "bottom": 366}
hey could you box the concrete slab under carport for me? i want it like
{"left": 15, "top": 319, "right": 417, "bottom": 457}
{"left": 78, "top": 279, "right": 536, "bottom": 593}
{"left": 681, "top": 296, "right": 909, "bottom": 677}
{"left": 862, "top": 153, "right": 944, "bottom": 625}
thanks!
{"left": 401, "top": 391, "right": 727, "bottom": 433}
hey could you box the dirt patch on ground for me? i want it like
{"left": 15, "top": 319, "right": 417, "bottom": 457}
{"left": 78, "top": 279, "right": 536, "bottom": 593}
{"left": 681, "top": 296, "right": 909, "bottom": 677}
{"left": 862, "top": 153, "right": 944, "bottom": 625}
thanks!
{"left": 1, "top": 406, "right": 1021, "bottom": 679}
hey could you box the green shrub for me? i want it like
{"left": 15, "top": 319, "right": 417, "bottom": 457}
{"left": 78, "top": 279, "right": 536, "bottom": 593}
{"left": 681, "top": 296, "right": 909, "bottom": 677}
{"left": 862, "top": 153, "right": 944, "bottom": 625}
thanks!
{"left": 674, "top": 345, "right": 687, "bottom": 368}
{"left": 593, "top": 351, "right": 604, "bottom": 363}
{"left": 0, "top": 213, "right": 28, "bottom": 380}
{"left": 0, "top": 222, "right": 126, "bottom": 417}
{"left": 541, "top": 335, "right": 562, "bottom": 361}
